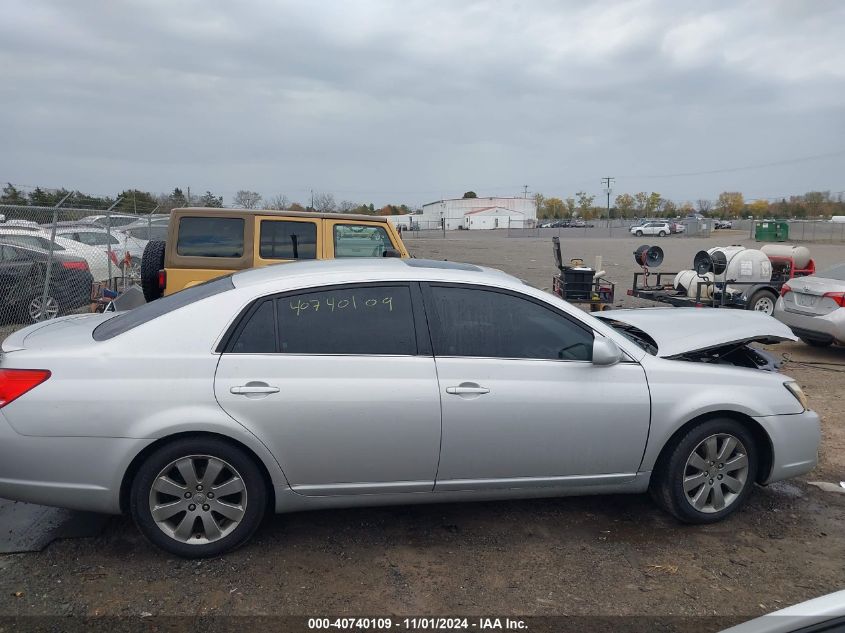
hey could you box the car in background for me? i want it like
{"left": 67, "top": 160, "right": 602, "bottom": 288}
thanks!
{"left": 54, "top": 225, "right": 147, "bottom": 280}
{"left": 0, "top": 228, "right": 113, "bottom": 282}
{"left": 715, "top": 220, "right": 734, "bottom": 229}
{"left": 0, "top": 242, "right": 93, "bottom": 323}
{"left": 121, "top": 217, "right": 170, "bottom": 243}
{"left": 774, "top": 262, "right": 845, "bottom": 347}
{"left": 669, "top": 221, "right": 686, "bottom": 234}
{"left": 570, "top": 219, "right": 594, "bottom": 228}
{"left": 80, "top": 213, "right": 143, "bottom": 228}
{"left": 630, "top": 221, "right": 671, "bottom": 237}
{"left": 0, "top": 258, "right": 820, "bottom": 557}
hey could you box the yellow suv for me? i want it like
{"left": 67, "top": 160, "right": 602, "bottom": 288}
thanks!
{"left": 141, "top": 208, "right": 410, "bottom": 300}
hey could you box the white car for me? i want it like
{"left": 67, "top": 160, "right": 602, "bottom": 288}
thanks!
{"left": 0, "top": 228, "right": 114, "bottom": 282}
{"left": 54, "top": 226, "right": 147, "bottom": 280}
{"left": 630, "top": 222, "right": 671, "bottom": 237}
{"left": 80, "top": 214, "right": 143, "bottom": 228}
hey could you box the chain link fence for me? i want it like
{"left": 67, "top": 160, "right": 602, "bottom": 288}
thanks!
{"left": 732, "top": 219, "right": 845, "bottom": 243}
{"left": 0, "top": 204, "right": 162, "bottom": 338}
{"left": 506, "top": 218, "right": 712, "bottom": 239}
{"left": 396, "top": 219, "right": 447, "bottom": 239}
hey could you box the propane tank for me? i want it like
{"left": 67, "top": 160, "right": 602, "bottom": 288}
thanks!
{"left": 686, "top": 272, "right": 714, "bottom": 299}
{"left": 760, "top": 244, "right": 812, "bottom": 269}
{"left": 673, "top": 270, "right": 697, "bottom": 291}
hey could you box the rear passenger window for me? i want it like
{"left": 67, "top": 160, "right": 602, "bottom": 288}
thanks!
{"left": 231, "top": 301, "right": 276, "bottom": 353}
{"left": 177, "top": 217, "right": 245, "bottom": 257}
{"left": 277, "top": 285, "right": 416, "bottom": 355}
{"left": 333, "top": 224, "right": 392, "bottom": 257}
{"left": 259, "top": 220, "right": 316, "bottom": 259}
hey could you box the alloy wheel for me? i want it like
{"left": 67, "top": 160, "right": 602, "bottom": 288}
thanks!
{"left": 148, "top": 455, "right": 247, "bottom": 545}
{"left": 682, "top": 433, "right": 749, "bottom": 513}
{"left": 28, "top": 295, "right": 60, "bottom": 321}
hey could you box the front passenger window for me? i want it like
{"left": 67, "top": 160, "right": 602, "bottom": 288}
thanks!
{"left": 427, "top": 286, "right": 593, "bottom": 361}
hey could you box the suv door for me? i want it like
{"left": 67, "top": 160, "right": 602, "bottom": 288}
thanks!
{"left": 214, "top": 282, "right": 442, "bottom": 495}
{"left": 323, "top": 220, "right": 407, "bottom": 258}
{"left": 422, "top": 284, "right": 651, "bottom": 490}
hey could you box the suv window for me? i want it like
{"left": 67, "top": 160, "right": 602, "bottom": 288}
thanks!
{"left": 426, "top": 286, "right": 593, "bottom": 361}
{"left": 272, "top": 285, "right": 416, "bottom": 355}
{"left": 333, "top": 224, "right": 392, "bottom": 257}
{"left": 176, "top": 217, "right": 245, "bottom": 257}
{"left": 259, "top": 220, "right": 317, "bottom": 260}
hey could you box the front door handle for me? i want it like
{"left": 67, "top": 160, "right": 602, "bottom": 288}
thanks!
{"left": 230, "top": 382, "right": 280, "bottom": 395}
{"left": 446, "top": 383, "right": 490, "bottom": 396}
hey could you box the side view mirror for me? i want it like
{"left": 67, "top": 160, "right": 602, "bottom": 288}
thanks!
{"left": 382, "top": 249, "right": 402, "bottom": 258}
{"left": 592, "top": 337, "right": 622, "bottom": 366}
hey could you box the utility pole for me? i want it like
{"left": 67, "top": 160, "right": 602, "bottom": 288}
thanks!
{"left": 310, "top": 189, "right": 314, "bottom": 211}
{"left": 602, "top": 176, "right": 615, "bottom": 235}
{"left": 522, "top": 185, "right": 529, "bottom": 198}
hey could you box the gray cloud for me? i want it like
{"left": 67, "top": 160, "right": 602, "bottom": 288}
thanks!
{"left": 1, "top": 0, "right": 843, "bottom": 205}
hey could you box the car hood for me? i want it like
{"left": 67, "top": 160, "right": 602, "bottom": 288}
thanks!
{"left": 593, "top": 308, "right": 796, "bottom": 357}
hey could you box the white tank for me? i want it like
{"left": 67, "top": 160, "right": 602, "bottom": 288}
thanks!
{"left": 673, "top": 269, "right": 696, "bottom": 291}
{"left": 707, "top": 246, "right": 772, "bottom": 289}
{"left": 672, "top": 270, "right": 715, "bottom": 299}
{"left": 759, "top": 244, "right": 812, "bottom": 269}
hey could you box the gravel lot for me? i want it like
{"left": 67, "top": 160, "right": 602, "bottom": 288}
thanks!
{"left": 1, "top": 231, "right": 844, "bottom": 625}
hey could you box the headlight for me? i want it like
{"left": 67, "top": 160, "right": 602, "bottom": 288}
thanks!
{"left": 784, "top": 381, "right": 808, "bottom": 410}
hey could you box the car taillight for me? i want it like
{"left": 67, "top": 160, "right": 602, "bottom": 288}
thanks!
{"left": 823, "top": 291, "right": 845, "bottom": 307}
{"left": 108, "top": 251, "right": 119, "bottom": 266}
{"left": 780, "top": 283, "right": 792, "bottom": 298}
{"left": 157, "top": 269, "right": 166, "bottom": 290}
{"left": 61, "top": 261, "right": 89, "bottom": 270}
{"left": 0, "top": 369, "right": 51, "bottom": 408}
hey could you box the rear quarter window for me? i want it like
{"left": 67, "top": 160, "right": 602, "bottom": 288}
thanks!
{"left": 176, "top": 217, "right": 245, "bottom": 257}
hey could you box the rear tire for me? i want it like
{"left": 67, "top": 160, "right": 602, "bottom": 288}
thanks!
{"left": 650, "top": 418, "right": 758, "bottom": 524}
{"left": 748, "top": 289, "right": 777, "bottom": 316}
{"left": 141, "top": 240, "right": 166, "bottom": 302}
{"left": 23, "top": 290, "right": 61, "bottom": 323}
{"left": 658, "top": 231, "right": 666, "bottom": 237}
{"left": 130, "top": 437, "right": 267, "bottom": 558}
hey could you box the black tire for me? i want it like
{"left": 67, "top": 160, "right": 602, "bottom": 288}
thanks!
{"left": 635, "top": 230, "right": 643, "bottom": 237}
{"left": 141, "top": 240, "right": 166, "bottom": 302}
{"left": 658, "top": 230, "right": 666, "bottom": 237}
{"left": 650, "top": 418, "right": 758, "bottom": 524}
{"left": 22, "top": 289, "right": 61, "bottom": 323}
{"left": 130, "top": 437, "right": 268, "bottom": 558}
{"left": 747, "top": 289, "right": 777, "bottom": 316}
{"left": 799, "top": 337, "right": 832, "bottom": 347}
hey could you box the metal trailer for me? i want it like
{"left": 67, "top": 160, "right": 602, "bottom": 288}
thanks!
{"left": 551, "top": 237, "right": 616, "bottom": 311}
{"left": 627, "top": 254, "right": 816, "bottom": 314}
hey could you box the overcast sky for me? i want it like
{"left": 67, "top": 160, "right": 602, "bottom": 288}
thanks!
{"left": 1, "top": 0, "right": 843, "bottom": 207}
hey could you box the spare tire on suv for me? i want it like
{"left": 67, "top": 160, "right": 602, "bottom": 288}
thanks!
{"left": 141, "top": 240, "right": 166, "bottom": 302}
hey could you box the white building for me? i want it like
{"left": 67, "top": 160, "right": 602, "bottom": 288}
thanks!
{"left": 419, "top": 197, "right": 537, "bottom": 230}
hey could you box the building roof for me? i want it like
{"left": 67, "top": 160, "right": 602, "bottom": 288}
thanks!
{"left": 464, "top": 206, "right": 525, "bottom": 216}
{"left": 422, "top": 196, "right": 532, "bottom": 208}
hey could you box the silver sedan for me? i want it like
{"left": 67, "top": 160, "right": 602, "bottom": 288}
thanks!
{"left": 0, "top": 259, "right": 820, "bottom": 557}
{"left": 774, "top": 262, "right": 845, "bottom": 347}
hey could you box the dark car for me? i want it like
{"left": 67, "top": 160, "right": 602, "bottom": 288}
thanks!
{"left": 0, "top": 242, "right": 94, "bottom": 323}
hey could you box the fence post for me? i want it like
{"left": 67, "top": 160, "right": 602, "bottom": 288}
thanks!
{"left": 39, "top": 192, "right": 74, "bottom": 321}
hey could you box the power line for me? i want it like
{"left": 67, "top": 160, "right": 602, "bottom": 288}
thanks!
{"left": 630, "top": 150, "right": 845, "bottom": 180}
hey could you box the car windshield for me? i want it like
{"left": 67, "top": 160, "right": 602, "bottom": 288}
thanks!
{"left": 595, "top": 317, "right": 658, "bottom": 355}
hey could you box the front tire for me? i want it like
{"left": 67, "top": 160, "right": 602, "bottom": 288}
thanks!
{"left": 635, "top": 230, "right": 643, "bottom": 237}
{"left": 24, "top": 290, "right": 61, "bottom": 323}
{"left": 650, "top": 418, "right": 758, "bottom": 524}
{"left": 130, "top": 437, "right": 267, "bottom": 558}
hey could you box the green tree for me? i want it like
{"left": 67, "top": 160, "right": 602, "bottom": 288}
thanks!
{"left": 1, "top": 183, "right": 28, "bottom": 205}
{"left": 462, "top": 191, "right": 477, "bottom": 199}
{"left": 199, "top": 191, "right": 224, "bottom": 208}
{"left": 716, "top": 192, "right": 745, "bottom": 218}
{"left": 170, "top": 188, "right": 188, "bottom": 208}
{"left": 114, "top": 189, "right": 158, "bottom": 213}
{"left": 575, "top": 191, "right": 595, "bottom": 218}
{"left": 542, "top": 197, "right": 565, "bottom": 218}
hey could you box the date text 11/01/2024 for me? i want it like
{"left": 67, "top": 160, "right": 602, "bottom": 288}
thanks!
{"left": 307, "top": 617, "right": 528, "bottom": 630}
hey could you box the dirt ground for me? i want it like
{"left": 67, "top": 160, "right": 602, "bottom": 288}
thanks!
{"left": 1, "top": 231, "right": 844, "bottom": 624}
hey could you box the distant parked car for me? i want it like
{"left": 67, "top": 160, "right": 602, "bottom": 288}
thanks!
{"left": 715, "top": 220, "right": 734, "bottom": 229}
{"left": 0, "top": 228, "right": 113, "bottom": 282}
{"left": 571, "top": 219, "right": 594, "bottom": 228}
{"left": 670, "top": 222, "right": 686, "bottom": 234}
{"left": 774, "top": 263, "right": 845, "bottom": 347}
{"left": 630, "top": 221, "right": 671, "bottom": 237}
{"left": 54, "top": 226, "right": 147, "bottom": 281}
{"left": 0, "top": 242, "right": 93, "bottom": 323}
{"left": 80, "top": 213, "right": 143, "bottom": 228}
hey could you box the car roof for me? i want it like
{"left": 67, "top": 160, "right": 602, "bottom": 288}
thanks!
{"left": 232, "top": 258, "right": 520, "bottom": 290}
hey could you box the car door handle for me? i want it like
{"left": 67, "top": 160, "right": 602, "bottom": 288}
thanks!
{"left": 230, "top": 384, "right": 280, "bottom": 395}
{"left": 446, "top": 384, "right": 490, "bottom": 395}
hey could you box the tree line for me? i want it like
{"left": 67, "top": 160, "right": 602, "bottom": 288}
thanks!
{"left": 534, "top": 190, "right": 845, "bottom": 220}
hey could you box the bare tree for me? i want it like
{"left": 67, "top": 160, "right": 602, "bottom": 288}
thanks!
{"left": 313, "top": 192, "right": 336, "bottom": 213}
{"left": 265, "top": 194, "right": 289, "bottom": 210}
{"left": 337, "top": 199, "right": 357, "bottom": 213}
{"left": 696, "top": 199, "right": 713, "bottom": 215}
{"left": 234, "top": 190, "right": 262, "bottom": 209}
